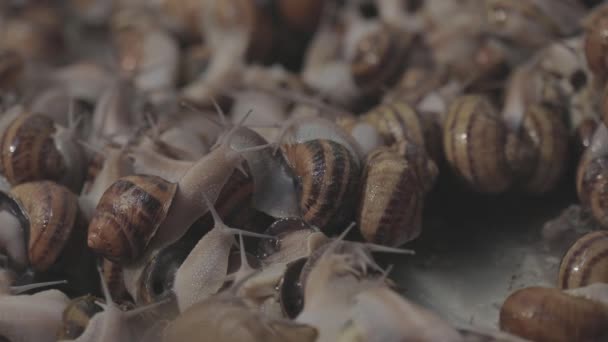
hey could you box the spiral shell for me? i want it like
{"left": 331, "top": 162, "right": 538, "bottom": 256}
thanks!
{"left": 584, "top": 4, "right": 608, "bottom": 80}
{"left": 281, "top": 139, "right": 360, "bottom": 234}
{"left": 443, "top": 95, "right": 525, "bottom": 193}
{"left": 0, "top": 114, "right": 65, "bottom": 186}
{"left": 576, "top": 148, "right": 608, "bottom": 227}
{"left": 101, "top": 258, "right": 130, "bottom": 303}
{"left": 87, "top": 175, "right": 177, "bottom": 263}
{"left": 350, "top": 24, "right": 412, "bottom": 98}
{"left": 559, "top": 231, "right": 608, "bottom": 289}
{"left": 10, "top": 181, "right": 80, "bottom": 272}
{"left": 500, "top": 287, "right": 608, "bottom": 342}
{"left": 358, "top": 146, "right": 437, "bottom": 246}
{"left": 519, "top": 105, "right": 569, "bottom": 194}
{"left": 57, "top": 295, "right": 103, "bottom": 340}
{"left": 362, "top": 101, "right": 443, "bottom": 162}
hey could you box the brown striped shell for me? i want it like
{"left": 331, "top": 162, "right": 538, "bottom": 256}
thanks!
{"left": 350, "top": 24, "right": 412, "bottom": 98}
{"left": 362, "top": 101, "right": 443, "bottom": 163}
{"left": 0, "top": 114, "right": 65, "bottom": 186}
{"left": 519, "top": 105, "right": 569, "bottom": 194}
{"left": 499, "top": 287, "right": 608, "bottom": 342}
{"left": 584, "top": 4, "right": 608, "bottom": 81}
{"left": 358, "top": 145, "right": 437, "bottom": 246}
{"left": 281, "top": 139, "right": 360, "bottom": 235}
{"left": 87, "top": 175, "right": 177, "bottom": 263}
{"left": 443, "top": 95, "right": 526, "bottom": 193}
{"left": 57, "top": 295, "right": 103, "bottom": 340}
{"left": 10, "top": 181, "right": 80, "bottom": 272}
{"left": 559, "top": 231, "right": 608, "bottom": 289}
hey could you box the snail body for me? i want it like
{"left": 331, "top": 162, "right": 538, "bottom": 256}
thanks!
{"left": 281, "top": 139, "right": 360, "bottom": 234}
{"left": 559, "top": 230, "right": 608, "bottom": 289}
{"left": 500, "top": 286, "right": 608, "bottom": 342}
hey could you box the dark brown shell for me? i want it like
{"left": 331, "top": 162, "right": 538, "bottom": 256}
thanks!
{"left": 0, "top": 114, "right": 66, "bottom": 186}
{"left": 574, "top": 118, "right": 598, "bottom": 157}
{"left": 499, "top": 287, "right": 608, "bottom": 342}
{"left": 256, "top": 217, "right": 313, "bottom": 262}
{"left": 87, "top": 175, "right": 177, "bottom": 263}
{"left": 362, "top": 101, "right": 443, "bottom": 162}
{"left": 137, "top": 240, "right": 189, "bottom": 305}
{"left": 350, "top": 24, "right": 411, "bottom": 98}
{"left": 11, "top": 181, "right": 79, "bottom": 272}
{"left": 358, "top": 146, "right": 437, "bottom": 246}
{"left": 584, "top": 4, "right": 608, "bottom": 81}
{"left": 279, "top": 257, "right": 307, "bottom": 319}
{"left": 57, "top": 295, "right": 103, "bottom": 340}
{"left": 443, "top": 95, "right": 521, "bottom": 193}
{"left": 519, "top": 105, "right": 569, "bottom": 194}
{"left": 559, "top": 230, "right": 608, "bottom": 289}
{"left": 281, "top": 139, "right": 360, "bottom": 235}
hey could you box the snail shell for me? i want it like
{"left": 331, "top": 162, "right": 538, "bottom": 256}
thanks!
{"left": 87, "top": 175, "right": 177, "bottom": 263}
{"left": 281, "top": 139, "right": 361, "bottom": 234}
{"left": 361, "top": 101, "right": 443, "bottom": 162}
{"left": 350, "top": 24, "right": 412, "bottom": 99}
{"left": 584, "top": 4, "right": 608, "bottom": 81}
{"left": 443, "top": 95, "right": 526, "bottom": 193}
{"left": 576, "top": 124, "right": 608, "bottom": 226}
{"left": 519, "top": 105, "right": 569, "bottom": 194}
{"left": 559, "top": 230, "right": 608, "bottom": 289}
{"left": 10, "top": 181, "right": 80, "bottom": 272}
{"left": 499, "top": 287, "right": 608, "bottom": 342}
{"left": 57, "top": 295, "right": 103, "bottom": 340}
{"left": 0, "top": 114, "right": 66, "bottom": 187}
{"left": 358, "top": 145, "right": 437, "bottom": 246}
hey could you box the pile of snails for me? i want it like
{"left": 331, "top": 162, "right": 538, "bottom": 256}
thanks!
{"left": 2, "top": 0, "right": 608, "bottom": 341}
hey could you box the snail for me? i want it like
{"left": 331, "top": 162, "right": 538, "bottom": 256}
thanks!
{"left": 163, "top": 281, "right": 318, "bottom": 342}
{"left": 281, "top": 139, "right": 361, "bottom": 234}
{"left": 101, "top": 258, "right": 131, "bottom": 304}
{"left": 359, "top": 100, "right": 443, "bottom": 163}
{"left": 499, "top": 286, "right": 608, "bottom": 342}
{"left": 172, "top": 194, "right": 271, "bottom": 312}
{"left": 358, "top": 144, "right": 438, "bottom": 246}
{"left": 111, "top": 10, "right": 180, "bottom": 94}
{"left": 57, "top": 295, "right": 104, "bottom": 340}
{"left": 583, "top": 3, "right": 608, "bottom": 83}
{"left": 87, "top": 174, "right": 178, "bottom": 263}
{"left": 61, "top": 266, "right": 170, "bottom": 342}
{"left": 0, "top": 108, "right": 87, "bottom": 191}
{"left": 577, "top": 123, "right": 608, "bottom": 227}
{"left": 9, "top": 181, "right": 96, "bottom": 292}
{"left": 484, "top": 0, "right": 585, "bottom": 51}
{"left": 559, "top": 230, "right": 608, "bottom": 289}
{"left": 349, "top": 23, "right": 412, "bottom": 100}
{"left": 443, "top": 95, "right": 531, "bottom": 193}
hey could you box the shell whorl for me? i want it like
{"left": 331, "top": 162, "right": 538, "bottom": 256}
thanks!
{"left": 559, "top": 230, "right": 608, "bottom": 289}
{"left": 87, "top": 175, "right": 177, "bottom": 263}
